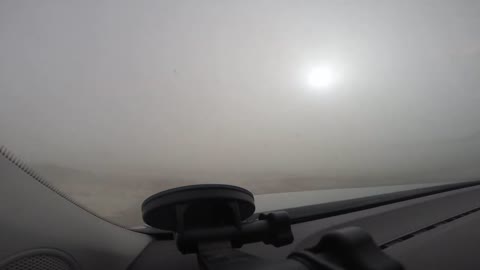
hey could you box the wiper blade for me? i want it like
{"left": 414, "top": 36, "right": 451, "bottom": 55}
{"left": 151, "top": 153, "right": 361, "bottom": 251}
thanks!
{"left": 270, "top": 180, "right": 480, "bottom": 224}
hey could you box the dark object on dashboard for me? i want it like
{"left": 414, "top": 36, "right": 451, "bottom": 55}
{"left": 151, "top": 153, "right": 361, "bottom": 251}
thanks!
{"left": 197, "top": 226, "right": 403, "bottom": 270}
{"left": 289, "top": 227, "right": 404, "bottom": 270}
{"left": 141, "top": 184, "right": 294, "bottom": 254}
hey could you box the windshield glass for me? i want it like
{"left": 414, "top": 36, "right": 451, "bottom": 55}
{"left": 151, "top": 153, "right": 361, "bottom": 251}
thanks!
{"left": 1, "top": 1, "right": 480, "bottom": 227}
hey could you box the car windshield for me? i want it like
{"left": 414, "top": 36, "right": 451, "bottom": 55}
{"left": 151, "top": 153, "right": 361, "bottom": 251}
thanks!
{"left": 1, "top": 1, "right": 480, "bottom": 227}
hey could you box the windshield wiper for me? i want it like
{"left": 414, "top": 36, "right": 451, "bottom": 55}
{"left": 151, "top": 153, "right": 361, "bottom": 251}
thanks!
{"left": 268, "top": 180, "right": 480, "bottom": 224}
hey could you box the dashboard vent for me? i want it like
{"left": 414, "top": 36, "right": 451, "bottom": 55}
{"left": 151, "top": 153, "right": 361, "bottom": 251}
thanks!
{"left": 2, "top": 254, "right": 69, "bottom": 270}
{"left": 0, "top": 249, "right": 78, "bottom": 270}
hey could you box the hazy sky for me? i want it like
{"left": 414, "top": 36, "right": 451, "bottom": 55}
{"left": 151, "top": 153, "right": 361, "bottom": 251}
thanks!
{"left": 2, "top": 1, "right": 480, "bottom": 186}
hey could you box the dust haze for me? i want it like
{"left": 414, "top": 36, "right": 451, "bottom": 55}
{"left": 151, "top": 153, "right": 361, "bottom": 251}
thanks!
{"left": 2, "top": 1, "right": 480, "bottom": 226}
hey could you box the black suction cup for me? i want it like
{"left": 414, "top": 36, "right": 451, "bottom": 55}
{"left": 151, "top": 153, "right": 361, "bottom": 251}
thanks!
{"left": 142, "top": 184, "right": 255, "bottom": 231}
{"left": 142, "top": 184, "right": 292, "bottom": 254}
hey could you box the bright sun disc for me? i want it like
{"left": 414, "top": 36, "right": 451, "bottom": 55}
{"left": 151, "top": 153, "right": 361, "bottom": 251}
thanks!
{"left": 306, "top": 66, "right": 339, "bottom": 90}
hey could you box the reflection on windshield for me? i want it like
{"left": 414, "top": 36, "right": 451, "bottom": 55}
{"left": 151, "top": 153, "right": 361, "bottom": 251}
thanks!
{"left": 1, "top": 1, "right": 480, "bottom": 226}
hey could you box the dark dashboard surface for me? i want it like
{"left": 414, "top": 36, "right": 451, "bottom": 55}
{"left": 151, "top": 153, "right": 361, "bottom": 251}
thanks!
{"left": 129, "top": 185, "right": 480, "bottom": 270}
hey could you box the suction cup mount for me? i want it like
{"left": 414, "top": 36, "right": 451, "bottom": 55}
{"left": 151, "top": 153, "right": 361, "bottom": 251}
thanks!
{"left": 142, "top": 184, "right": 293, "bottom": 253}
{"left": 141, "top": 185, "right": 403, "bottom": 270}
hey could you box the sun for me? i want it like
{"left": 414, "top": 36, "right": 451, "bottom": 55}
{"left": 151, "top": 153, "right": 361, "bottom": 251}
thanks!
{"left": 306, "top": 65, "right": 340, "bottom": 90}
